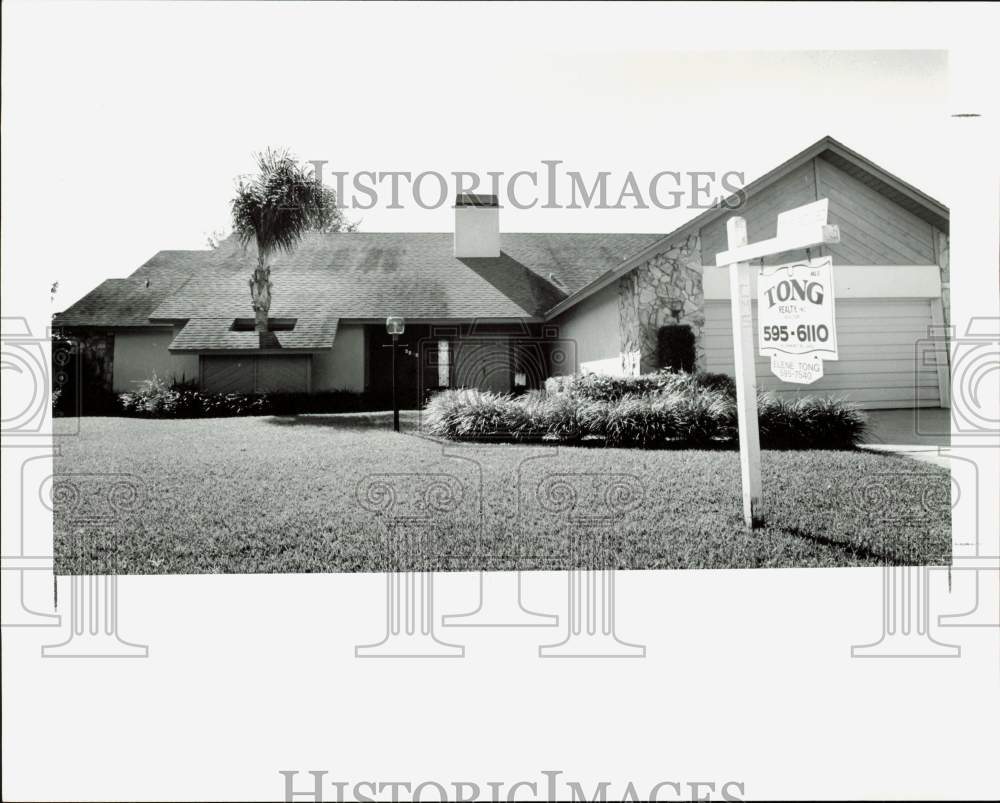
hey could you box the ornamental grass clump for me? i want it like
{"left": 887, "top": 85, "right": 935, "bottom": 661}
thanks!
{"left": 604, "top": 394, "right": 680, "bottom": 448}
{"left": 423, "top": 376, "right": 867, "bottom": 450}
{"left": 534, "top": 391, "right": 588, "bottom": 442}
{"left": 422, "top": 389, "right": 534, "bottom": 441}
{"left": 757, "top": 393, "right": 867, "bottom": 449}
{"left": 546, "top": 369, "right": 737, "bottom": 403}
{"left": 670, "top": 388, "right": 737, "bottom": 446}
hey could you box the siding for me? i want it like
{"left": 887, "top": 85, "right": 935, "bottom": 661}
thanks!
{"left": 700, "top": 157, "right": 937, "bottom": 267}
{"left": 703, "top": 298, "right": 942, "bottom": 409}
{"left": 551, "top": 282, "right": 622, "bottom": 374}
{"left": 816, "top": 156, "right": 936, "bottom": 265}
{"left": 701, "top": 162, "right": 818, "bottom": 267}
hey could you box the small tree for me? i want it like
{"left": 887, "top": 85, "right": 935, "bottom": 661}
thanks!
{"left": 231, "top": 148, "right": 355, "bottom": 333}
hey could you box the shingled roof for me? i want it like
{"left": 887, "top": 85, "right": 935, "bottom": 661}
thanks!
{"left": 54, "top": 231, "right": 662, "bottom": 350}
{"left": 53, "top": 250, "right": 217, "bottom": 328}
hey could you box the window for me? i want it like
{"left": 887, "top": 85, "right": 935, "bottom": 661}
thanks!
{"left": 437, "top": 340, "right": 451, "bottom": 387}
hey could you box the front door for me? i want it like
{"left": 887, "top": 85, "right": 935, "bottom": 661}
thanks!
{"left": 452, "top": 337, "right": 511, "bottom": 393}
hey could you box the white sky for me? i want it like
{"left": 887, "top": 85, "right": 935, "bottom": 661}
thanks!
{"left": 2, "top": 1, "right": 994, "bottom": 311}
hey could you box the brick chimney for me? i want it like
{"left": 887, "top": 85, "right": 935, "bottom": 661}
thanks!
{"left": 453, "top": 194, "right": 500, "bottom": 258}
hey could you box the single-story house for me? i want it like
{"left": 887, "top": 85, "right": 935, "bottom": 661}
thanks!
{"left": 54, "top": 136, "right": 950, "bottom": 411}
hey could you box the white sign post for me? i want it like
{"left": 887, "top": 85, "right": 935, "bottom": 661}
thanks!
{"left": 715, "top": 200, "right": 841, "bottom": 528}
{"left": 725, "top": 217, "right": 763, "bottom": 527}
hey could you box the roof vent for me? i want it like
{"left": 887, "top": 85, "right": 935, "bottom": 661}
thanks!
{"left": 548, "top": 273, "right": 568, "bottom": 290}
{"left": 454, "top": 194, "right": 500, "bottom": 258}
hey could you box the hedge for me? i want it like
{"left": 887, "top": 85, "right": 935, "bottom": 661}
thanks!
{"left": 116, "top": 374, "right": 368, "bottom": 418}
{"left": 425, "top": 372, "right": 867, "bottom": 449}
{"left": 543, "top": 368, "right": 736, "bottom": 402}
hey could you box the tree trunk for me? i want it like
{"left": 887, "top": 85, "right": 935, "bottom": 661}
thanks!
{"left": 249, "top": 252, "right": 272, "bottom": 334}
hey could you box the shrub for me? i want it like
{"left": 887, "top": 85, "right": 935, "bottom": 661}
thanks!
{"left": 692, "top": 372, "right": 736, "bottom": 398}
{"left": 423, "top": 389, "right": 533, "bottom": 441}
{"left": 545, "top": 371, "right": 667, "bottom": 402}
{"left": 757, "top": 394, "right": 868, "bottom": 449}
{"left": 118, "top": 374, "right": 179, "bottom": 416}
{"left": 604, "top": 395, "right": 679, "bottom": 448}
{"left": 545, "top": 369, "right": 736, "bottom": 402}
{"left": 657, "top": 324, "right": 696, "bottom": 373}
{"left": 531, "top": 391, "right": 588, "bottom": 442}
{"left": 117, "top": 379, "right": 368, "bottom": 419}
{"left": 424, "top": 383, "right": 865, "bottom": 450}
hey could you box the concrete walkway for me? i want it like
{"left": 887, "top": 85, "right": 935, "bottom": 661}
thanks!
{"left": 860, "top": 408, "right": 951, "bottom": 467}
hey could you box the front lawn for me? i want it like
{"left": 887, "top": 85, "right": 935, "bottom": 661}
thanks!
{"left": 53, "top": 414, "right": 951, "bottom": 574}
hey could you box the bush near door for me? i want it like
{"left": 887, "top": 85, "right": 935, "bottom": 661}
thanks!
{"left": 425, "top": 370, "right": 866, "bottom": 449}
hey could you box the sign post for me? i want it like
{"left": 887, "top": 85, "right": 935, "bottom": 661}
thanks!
{"left": 726, "top": 217, "right": 763, "bottom": 527}
{"left": 715, "top": 200, "right": 841, "bottom": 528}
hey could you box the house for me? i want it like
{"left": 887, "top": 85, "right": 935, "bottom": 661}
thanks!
{"left": 54, "top": 136, "right": 950, "bottom": 412}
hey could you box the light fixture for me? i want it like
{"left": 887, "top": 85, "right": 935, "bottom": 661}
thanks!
{"left": 668, "top": 298, "right": 684, "bottom": 322}
{"left": 385, "top": 317, "right": 405, "bottom": 432}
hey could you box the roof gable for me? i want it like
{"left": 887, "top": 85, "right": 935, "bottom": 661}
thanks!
{"left": 546, "top": 136, "right": 949, "bottom": 318}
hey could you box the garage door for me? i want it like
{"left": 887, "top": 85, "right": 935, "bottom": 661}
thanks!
{"left": 703, "top": 298, "right": 943, "bottom": 409}
{"left": 201, "top": 355, "right": 311, "bottom": 394}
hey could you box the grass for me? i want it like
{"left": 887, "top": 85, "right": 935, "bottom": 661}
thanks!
{"left": 53, "top": 414, "right": 951, "bottom": 575}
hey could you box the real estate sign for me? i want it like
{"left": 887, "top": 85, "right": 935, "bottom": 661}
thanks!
{"left": 757, "top": 256, "right": 838, "bottom": 384}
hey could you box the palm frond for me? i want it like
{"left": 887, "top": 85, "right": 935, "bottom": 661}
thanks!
{"left": 230, "top": 148, "right": 355, "bottom": 262}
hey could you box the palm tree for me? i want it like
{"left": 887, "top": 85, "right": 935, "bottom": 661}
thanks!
{"left": 231, "top": 148, "right": 355, "bottom": 333}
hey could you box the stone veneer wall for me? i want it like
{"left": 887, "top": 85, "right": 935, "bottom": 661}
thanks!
{"left": 619, "top": 233, "right": 704, "bottom": 374}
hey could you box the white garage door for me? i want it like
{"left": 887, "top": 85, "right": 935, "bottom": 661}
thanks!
{"left": 703, "top": 298, "right": 943, "bottom": 409}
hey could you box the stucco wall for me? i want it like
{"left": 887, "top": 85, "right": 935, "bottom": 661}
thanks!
{"left": 312, "top": 324, "right": 365, "bottom": 392}
{"left": 551, "top": 283, "right": 627, "bottom": 376}
{"left": 113, "top": 328, "right": 198, "bottom": 392}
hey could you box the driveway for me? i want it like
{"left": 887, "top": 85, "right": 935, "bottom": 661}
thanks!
{"left": 861, "top": 407, "right": 951, "bottom": 467}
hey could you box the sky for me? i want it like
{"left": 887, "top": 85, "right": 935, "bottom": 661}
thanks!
{"left": 1, "top": 1, "right": 991, "bottom": 312}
